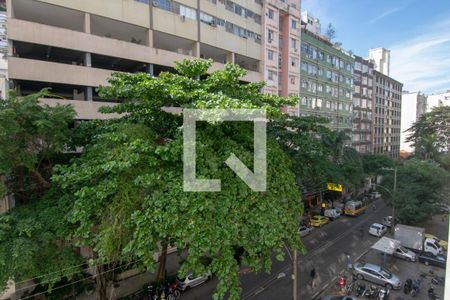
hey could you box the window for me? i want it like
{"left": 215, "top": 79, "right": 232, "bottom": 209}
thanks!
{"left": 316, "top": 99, "right": 322, "bottom": 108}
{"left": 362, "top": 64, "right": 368, "bottom": 73}
{"left": 180, "top": 5, "right": 197, "bottom": 20}
{"left": 317, "top": 84, "right": 323, "bottom": 92}
{"left": 290, "top": 76, "right": 295, "bottom": 85}
{"left": 301, "top": 62, "right": 308, "bottom": 71}
{"left": 267, "top": 50, "right": 274, "bottom": 60}
{"left": 291, "top": 57, "right": 297, "bottom": 67}
{"left": 267, "top": 70, "right": 276, "bottom": 81}
{"left": 154, "top": 0, "right": 172, "bottom": 11}
{"left": 291, "top": 38, "right": 297, "bottom": 50}
{"left": 291, "top": 20, "right": 297, "bottom": 29}
{"left": 268, "top": 29, "right": 274, "bottom": 42}
{"left": 318, "top": 51, "right": 324, "bottom": 60}
{"left": 354, "top": 61, "right": 362, "bottom": 71}
{"left": 268, "top": 8, "right": 274, "bottom": 19}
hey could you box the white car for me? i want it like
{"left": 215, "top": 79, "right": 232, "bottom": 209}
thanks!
{"left": 371, "top": 192, "right": 381, "bottom": 199}
{"left": 176, "top": 271, "right": 212, "bottom": 291}
{"left": 369, "top": 223, "right": 387, "bottom": 237}
{"left": 298, "top": 225, "right": 314, "bottom": 237}
{"left": 393, "top": 245, "right": 417, "bottom": 262}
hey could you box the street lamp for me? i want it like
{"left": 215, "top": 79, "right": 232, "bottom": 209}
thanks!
{"left": 378, "top": 167, "right": 397, "bottom": 233}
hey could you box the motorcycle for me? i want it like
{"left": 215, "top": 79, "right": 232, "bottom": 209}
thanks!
{"left": 428, "top": 285, "right": 440, "bottom": 300}
{"left": 355, "top": 282, "right": 366, "bottom": 297}
{"left": 378, "top": 286, "right": 390, "bottom": 300}
{"left": 431, "top": 275, "right": 445, "bottom": 286}
{"left": 403, "top": 278, "right": 412, "bottom": 294}
{"left": 410, "top": 279, "right": 421, "bottom": 297}
{"left": 363, "top": 285, "right": 379, "bottom": 299}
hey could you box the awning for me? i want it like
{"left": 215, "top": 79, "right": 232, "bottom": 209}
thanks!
{"left": 371, "top": 237, "right": 401, "bottom": 255}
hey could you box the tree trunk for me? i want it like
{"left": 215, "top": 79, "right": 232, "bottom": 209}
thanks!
{"left": 95, "top": 264, "right": 107, "bottom": 300}
{"left": 156, "top": 240, "right": 169, "bottom": 284}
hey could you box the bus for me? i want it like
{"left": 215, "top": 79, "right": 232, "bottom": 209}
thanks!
{"left": 344, "top": 200, "right": 367, "bottom": 216}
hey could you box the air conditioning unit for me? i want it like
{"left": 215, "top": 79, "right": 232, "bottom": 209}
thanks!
{"left": 180, "top": 15, "right": 186, "bottom": 22}
{"left": 210, "top": 20, "right": 217, "bottom": 27}
{"left": 294, "top": 48, "right": 298, "bottom": 52}
{"left": 152, "top": 1, "right": 159, "bottom": 7}
{"left": 268, "top": 38, "right": 273, "bottom": 43}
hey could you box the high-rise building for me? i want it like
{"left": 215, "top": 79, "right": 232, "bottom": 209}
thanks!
{"left": 261, "top": 0, "right": 301, "bottom": 115}
{"left": 299, "top": 20, "right": 354, "bottom": 131}
{"left": 300, "top": 10, "right": 320, "bottom": 35}
{"left": 426, "top": 90, "right": 450, "bottom": 112}
{"left": 352, "top": 56, "right": 374, "bottom": 153}
{"left": 369, "top": 47, "right": 390, "bottom": 76}
{"left": 372, "top": 70, "right": 402, "bottom": 158}
{"left": 400, "top": 91, "right": 427, "bottom": 153}
{"left": 6, "top": 0, "right": 300, "bottom": 118}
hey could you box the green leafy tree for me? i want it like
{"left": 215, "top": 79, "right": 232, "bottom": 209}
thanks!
{"left": 55, "top": 59, "right": 305, "bottom": 300}
{"left": 406, "top": 106, "right": 450, "bottom": 160}
{"left": 0, "top": 188, "right": 83, "bottom": 294}
{"left": 362, "top": 154, "right": 395, "bottom": 176}
{"left": 381, "top": 159, "right": 450, "bottom": 224}
{"left": 0, "top": 90, "right": 75, "bottom": 203}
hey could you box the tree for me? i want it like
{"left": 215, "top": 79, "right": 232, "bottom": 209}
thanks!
{"left": 406, "top": 106, "right": 450, "bottom": 159}
{"left": 325, "top": 23, "right": 336, "bottom": 41}
{"left": 0, "top": 89, "right": 75, "bottom": 203}
{"left": 55, "top": 59, "right": 305, "bottom": 300}
{"left": 381, "top": 159, "right": 449, "bottom": 224}
{"left": 0, "top": 188, "right": 83, "bottom": 294}
{"left": 362, "top": 154, "right": 395, "bottom": 176}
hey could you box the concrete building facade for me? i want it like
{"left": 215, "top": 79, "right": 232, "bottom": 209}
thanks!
{"left": 400, "top": 91, "right": 427, "bottom": 153}
{"left": 6, "top": 0, "right": 301, "bottom": 118}
{"left": 299, "top": 21, "right": 354, "bottom": 131}
{"left": 352, "top": 56, "right": 374, "bottom": 153}
{"left": 427, "top": 90, "right": 450, "bottom": 112}
{"left": 372, "top": 70, "right": 402, "bottom": 158}
{"left": 369, "top": 47, "right": 390, "bottom": 76}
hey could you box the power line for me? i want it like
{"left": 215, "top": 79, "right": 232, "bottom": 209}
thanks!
{"left": 19, "top": 259, "right": 142, "bottom": 300}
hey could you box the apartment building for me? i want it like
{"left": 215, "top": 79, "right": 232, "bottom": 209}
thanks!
{"left": 369, "top": 47, "right": 390, "bottom": 76}
{"left": 299, "top": 14, "right": 354, "bottom": 131}
{"left": 427, "top": 90, "right": 450, "bottom": 112}
{"left": 6, "top": 0, "right": 301, "bottom": 118}
{"left": 372, "top": 70, "right": 402, "bottom": 158}
{"left": 400, "top": 91, "right": 427, "bottom": 153}
{"left": 352, "top": 56, "right": 374, "bottom": 153}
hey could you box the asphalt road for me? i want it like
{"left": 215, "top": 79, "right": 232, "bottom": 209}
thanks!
{"left": 181, "top": 198, "right": 391, "bottom": 300}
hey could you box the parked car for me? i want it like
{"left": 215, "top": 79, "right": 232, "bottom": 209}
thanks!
{"left": 324, "top": 208, "right": 341, "bottom": 221}
{"left": 176, "top": 271, "right": 212, "bottom": 291}
{"left": 424, "top": 233, "right": 448, "bottom": 250}
{"left": 368, "top": 223, "right": 387, "bottom": 237}
{"left": 321, "top": 296, "right": 357, "bottom": 300}
{"left": 298, "top": 225, "right": 314, "bottom": 237}
{"left": 353, "top": 263, "right": 402, "bottom": 289}
{"left": 310, "top": 216, "right": 329, "bottom": 227}
{"left": 418, "top": 253, "right": 446, "bottom": 268}
{"left": 381, "top": 216, "right": 393, "bottom": 227}
{"left": 393, "top": 245, "right": 417, "bottom": 262}
{"left": 371, "top": 192, "right": 381, "bottom": 199}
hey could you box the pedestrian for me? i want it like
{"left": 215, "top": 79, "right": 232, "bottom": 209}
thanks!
{"left": 310, "top": 268, "right": 317, "bottom": 288}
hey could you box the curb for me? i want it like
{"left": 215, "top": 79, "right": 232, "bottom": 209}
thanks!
{"left": 311, "top": 247, "right": 372, "bottom": 300}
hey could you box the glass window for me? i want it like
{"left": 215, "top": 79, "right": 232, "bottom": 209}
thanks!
{"left": 180, "top": 5, "right": 197, "bottom": 20}
{"left": 267, "top": 50, "right": 274, "bottom": 60}
{"left": 354, "top": 61, "right": 362, "bottom": 71}
{"left": 291, "top": 20, "right": 297, "bottom": 29}
{"left": 268, "top": 8, "right": 274, "bottom": 19}
{"left": 301, "top": 61, "right": 308, "bottom": 71}
{"left": 291, "top": 38, "right": 297, "bottom": 49}
{"left": 268, "top": 29, "right": 274, "bottom": 41}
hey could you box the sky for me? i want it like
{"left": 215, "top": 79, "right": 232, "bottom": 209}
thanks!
{"left": 301, "top": 0, "right": 450, "bottom": 94}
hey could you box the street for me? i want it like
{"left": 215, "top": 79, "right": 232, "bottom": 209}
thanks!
{"left": 181, "top": 198, "right": 390, "bottom": 300}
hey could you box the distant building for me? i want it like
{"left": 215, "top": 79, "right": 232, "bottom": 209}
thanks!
{"left": 301, "top": 10, "right": 321, "bottom": 35}
{"left": 369, "top": 47, "right": 390, "bottom": 76}
{"left": 426, "top": 90, "right": 450, "bottom": 112}
{"left": 352, "top": 56, "right": 374, "bottom": 153}
{"left": 372, "top": 70, "right": 402, "bottom": 158}
{"left": 299, "top": 20, "right": 354, "bottom": 131}
{"left": 400, "top": 91, "right": 427, "bottom": 153}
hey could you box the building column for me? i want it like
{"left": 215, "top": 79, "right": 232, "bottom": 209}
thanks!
{"left": 6, "top": 0, "right": 13, "bottom": 18}
{"left": 146, "top": 63, "right": 154, "bottom": 76}
{"left": 226, "top": 52, "right": 235, "bottom": 64}
{"left": 147, "top": 29, "right": 154, "bottom": 48}
{"left": 84, "top": 13, "right": 91, "bottom": 34}
{"left": 192, "top": 42, "right": 200, "bottom": 58}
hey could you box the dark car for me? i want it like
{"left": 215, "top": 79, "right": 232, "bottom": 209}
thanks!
{"left": 418, "top": 253, "right": 446, "bottom": 268}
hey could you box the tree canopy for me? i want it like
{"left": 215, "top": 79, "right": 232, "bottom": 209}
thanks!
{"left": 55, "top": 59, "right": 305, "bottom": 300}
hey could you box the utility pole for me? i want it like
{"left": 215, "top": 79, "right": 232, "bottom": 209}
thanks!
{"left": 391, "top": 167, "right": 397, "bottom": 233}
{"left": 292, "top": 249, "right": 297, "bottom": 300}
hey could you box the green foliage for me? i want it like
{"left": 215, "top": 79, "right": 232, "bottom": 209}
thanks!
{"left": 0, "top": 89, "right": 75, "bottom": 203}
{"left": 362, "top": 154, "right": 395, "bottom": 176}
{"left": 56, "top": 59, "right": 304, "bottom": 300}
{"left": 406, "top": 106, "right": 450, "bottom": 160}
{"left": 0, "top": 188, "right": 82, "bottom": 292}
{"left": 381, "top": 159, "right": 450, "bottom": 224}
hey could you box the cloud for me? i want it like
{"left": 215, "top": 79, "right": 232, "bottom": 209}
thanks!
{"left": 390, "top": 18, "right": 450, "bottom": 93}
{"left": 367, "top": 7, "right": 403, "bottom": 25}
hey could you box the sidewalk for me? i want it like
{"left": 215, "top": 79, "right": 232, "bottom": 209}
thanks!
{"left": 77, "top": 252, "right": 183, "bottom": 300}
